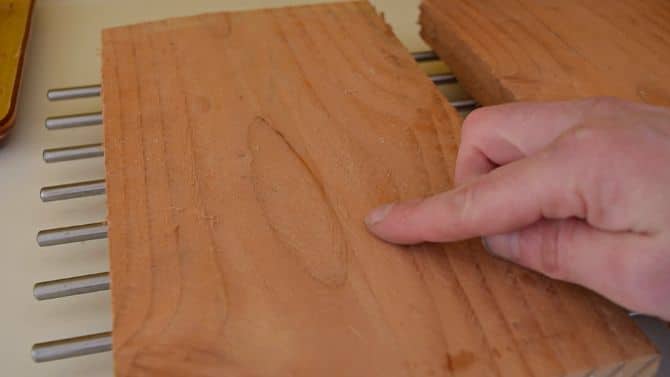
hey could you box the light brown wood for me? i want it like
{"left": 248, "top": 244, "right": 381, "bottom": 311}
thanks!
{"left": 102, "top": 2, "right": 657, "bottom": 376}
{"left": 420, "top": 0, "right": 670, "bottom": 106}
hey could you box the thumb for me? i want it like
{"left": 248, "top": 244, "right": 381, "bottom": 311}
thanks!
{"left": 484, "top": 218, "right": 669, "bottom": 318}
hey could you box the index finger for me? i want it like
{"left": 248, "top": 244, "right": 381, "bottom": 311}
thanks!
{"left": 366, "top": 136, "right": 589, "bottom": 244}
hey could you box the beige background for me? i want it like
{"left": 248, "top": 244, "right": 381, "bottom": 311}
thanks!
{"left": 0, "top": 1, "right": 666, "bottom": 376}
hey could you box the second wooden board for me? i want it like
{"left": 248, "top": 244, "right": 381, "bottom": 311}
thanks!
{"left": 420, "top": 0, "right": 670, "bottom": 106}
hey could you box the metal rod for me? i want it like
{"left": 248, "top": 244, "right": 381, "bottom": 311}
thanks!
{"left": 43, "top": 143, "right": 104, "bottom": 163}
{"left": 37, "top": 222, "right": 108, "bottom": 247}
{"left": 412, "top": 50, "right": 439, "bottom": 62}
{"left": 34, "top": 272, "right": 110, "bottom": 300}
{"left": 47, "top": 85, "right": 101, "bottom": 101}
{"left": 45, "top": 112, "right": 102, "bottom": 130}
{"left": 40, "top": 179, "right": 106, "bottom": 202}
{"left": 451, "top": 99, "right": 479, "bottom": 110}
{"left": 429, "top": 73, "right": 457, "bottom": 85}
{"left": 32, "top": 332, "right": 112, "bottom": 362}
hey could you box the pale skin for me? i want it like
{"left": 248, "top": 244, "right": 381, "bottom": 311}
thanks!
{"left": 365, "top": 97, "right": 670, "bottom": 321}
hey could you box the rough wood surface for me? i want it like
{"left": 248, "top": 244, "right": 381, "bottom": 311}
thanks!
{"left": 102, "top": 2, "right": 657, "bottom": 376}
{"left": 420, "top": 0, "right": 670, "bottom": 107}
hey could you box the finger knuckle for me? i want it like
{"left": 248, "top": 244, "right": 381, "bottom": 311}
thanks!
{"left": 462, "top": 106, "right": 489, "bottom": 128}
{"left": 553, "top": 126, "right": 625, "bottom": 227}
{"left": 461, "top": 107, "right": 493, "bottom": 142}
{"left": 451, "top": 183, "right": 479, "bottom": 226}
{"left": 555, "top": 124, "right": 607, "bottom": 155}
{"left": 517, "top": 221, "right": 577, "bottom": 281}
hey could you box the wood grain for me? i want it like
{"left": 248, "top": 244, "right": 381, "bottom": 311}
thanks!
{"left": 102, "top": 2, "right": 657, "bottom": 376}
{"left": 420, "top": 0, "right": 670, "bottom": 106}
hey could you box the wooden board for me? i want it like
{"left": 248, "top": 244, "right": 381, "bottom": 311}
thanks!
{"left": 0, "top": 0, "right": 33, "bottom": 139}
{"left": 102, "top": 2, "right": 657, "bottom": 376}
{"left": 420, "top": 0, "right": 670, "bottom": 106}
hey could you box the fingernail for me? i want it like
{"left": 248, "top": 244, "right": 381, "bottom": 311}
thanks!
{"left": 482, "top": 233, "right": 520, "bottom": 261}
{"left": 365, "top": 203, "right": 393, "bottom": 226}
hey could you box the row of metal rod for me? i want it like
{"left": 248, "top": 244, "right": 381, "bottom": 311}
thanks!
{"left": 32, "top": 50, "right": 478, "bottom": 362}
{"left": 37, "top": 62, "right": 112, "bottom": 363}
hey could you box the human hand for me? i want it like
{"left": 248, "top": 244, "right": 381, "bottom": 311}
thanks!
{"left": 365, "top": 97, "right": 670, "bottom": 320}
